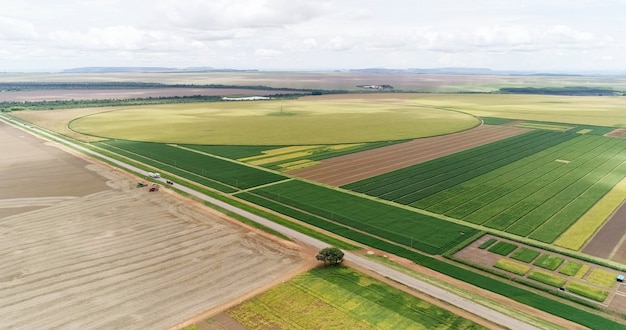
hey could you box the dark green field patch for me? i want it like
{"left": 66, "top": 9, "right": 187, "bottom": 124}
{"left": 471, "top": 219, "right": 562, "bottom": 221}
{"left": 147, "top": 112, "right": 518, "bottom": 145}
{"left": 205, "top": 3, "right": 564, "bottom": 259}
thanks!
{"left": 478, "top": 238, "right": 497, "bottom": 249}
{"left": 241, "top": 180, "right": 475, "bottom": 255}
{"left": 509, "top": 248, "right": 540, "bottom": 263}
{"left": 487, "top": 241, "right": 518, "bottom": 256}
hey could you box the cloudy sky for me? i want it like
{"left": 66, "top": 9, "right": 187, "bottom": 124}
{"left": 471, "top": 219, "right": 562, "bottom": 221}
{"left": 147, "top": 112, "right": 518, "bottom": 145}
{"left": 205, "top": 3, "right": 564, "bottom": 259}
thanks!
{"left": 1, "top": 0, "right": 624, "bottom": 72}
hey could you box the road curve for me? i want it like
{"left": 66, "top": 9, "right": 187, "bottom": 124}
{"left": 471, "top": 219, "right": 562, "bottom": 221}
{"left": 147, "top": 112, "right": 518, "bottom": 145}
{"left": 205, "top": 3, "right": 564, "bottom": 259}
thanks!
{"left": 2, "top": 116, "right": 538, "bottom": 329}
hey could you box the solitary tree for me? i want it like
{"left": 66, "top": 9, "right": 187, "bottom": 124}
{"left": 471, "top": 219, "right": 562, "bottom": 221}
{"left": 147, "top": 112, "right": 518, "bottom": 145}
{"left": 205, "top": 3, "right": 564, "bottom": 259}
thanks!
{"left": 316, "top": 247, "right": 344, "bottom": 265}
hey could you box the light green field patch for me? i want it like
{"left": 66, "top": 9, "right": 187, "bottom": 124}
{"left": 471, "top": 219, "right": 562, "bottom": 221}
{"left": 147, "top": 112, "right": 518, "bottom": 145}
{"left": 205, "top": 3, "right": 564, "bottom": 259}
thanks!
{"left": 494, "top": 259, "right": 531, "bottom": 276}
{"left": 533, "top": 254, "right": 564, "bottom": 271}
{"left": 558, "top": 261, "right": 583, "bottom": 276}
{"left": 575, "top": 264, "right": 591, "bottom": 279}
{"left": 514, "top": 123, "right": 573, "bottom": 131}
{"left": 586, "top": 268, "right": 618, "bottom": 287}
{"left": 577, "top": 129, "right": 592, "bottom": 134}
{"left": 70, "top": 96, "right": 479, "bottom": 145}
{"left": 259, "top": 145, "right": 321, "bottom": 155}
{"left": 528, "top": 270, "right": 567, "bottom": 288}
{"left": 328, "top": 143, "right": 363, "bottom": 150}
{"left": 246, "top": 151, "right": 313, "bottom": 165}
{"left": 566, "top": 281, "right": 609, "bottom": 302}
{"left": 279, "top": 159, "right": 320, "bottom": 171}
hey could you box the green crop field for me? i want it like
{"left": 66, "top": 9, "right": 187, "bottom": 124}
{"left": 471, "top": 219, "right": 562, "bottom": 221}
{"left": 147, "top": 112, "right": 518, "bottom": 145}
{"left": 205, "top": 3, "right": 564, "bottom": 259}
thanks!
{"left": 239, "top": 180, "right": 476, "bottom": 255}
{"left": 566, "top": 282, "right": 609, "bottom": 302}
{"left": 528, "top": 271, "right": 567, "bottom": 288}
{"left": 68, "top": 95, "right": 479, "bottom": 145}
{"left": 488, "top": 241, "right": 518, "bottom": 256}
{"left": 510, "top": 248, "right": 540, "bottom": 263}
{"left": 226, "top": 266, "right": 485, "bottom": 329}
{"left": 494, "top": 259, "right": 531, "bottom": 276}
{"left": 94, "top": 140, "right": 286, "bottom": 190}
{"left": 346, "top": 132, "right": 626, "bottom": 245}
{"left": 478, "top": 238, "right": 497, "bottom": 249}
{"left": 533, "top": 255, "right": 565, "bottom": 271}
{"left": 559, "top": 261, "right": 584, "bottom": 276}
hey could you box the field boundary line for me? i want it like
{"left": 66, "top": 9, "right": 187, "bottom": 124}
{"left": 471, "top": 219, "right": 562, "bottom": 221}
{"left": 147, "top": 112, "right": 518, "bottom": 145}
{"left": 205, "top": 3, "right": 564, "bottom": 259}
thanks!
{"left": 169, "top": 144, "right": 297, "bottom": 177}
{"left": 236, "top": 178, "right": 295, "bottom": 194}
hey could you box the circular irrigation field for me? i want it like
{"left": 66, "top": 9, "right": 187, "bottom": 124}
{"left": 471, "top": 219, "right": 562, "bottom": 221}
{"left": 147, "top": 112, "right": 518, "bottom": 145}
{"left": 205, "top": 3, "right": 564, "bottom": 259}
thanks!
{"left": 68, "top": 95, "right": 480, "bottom": 145}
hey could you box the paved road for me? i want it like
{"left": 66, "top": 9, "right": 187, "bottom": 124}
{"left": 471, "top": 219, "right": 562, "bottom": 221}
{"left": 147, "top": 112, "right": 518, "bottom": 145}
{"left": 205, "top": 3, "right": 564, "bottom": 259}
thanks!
{"left": 3, "top": 116, "right": 538, "bottom": 329}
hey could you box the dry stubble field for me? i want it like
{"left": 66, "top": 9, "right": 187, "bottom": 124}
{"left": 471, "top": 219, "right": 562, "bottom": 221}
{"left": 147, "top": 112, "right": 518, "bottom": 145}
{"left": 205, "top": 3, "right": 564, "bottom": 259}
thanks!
{"left": 0, "top": 121, "right": 305, "bottom": 329}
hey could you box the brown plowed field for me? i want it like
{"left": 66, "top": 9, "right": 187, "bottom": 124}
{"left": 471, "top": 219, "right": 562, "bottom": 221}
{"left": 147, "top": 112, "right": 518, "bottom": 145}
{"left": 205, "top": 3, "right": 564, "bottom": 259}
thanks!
{"left": 289, "top": 125, "right": 529, "bottom": 186}
{"left": 583, "top": 202, "right": 626, "bottom": 262}
{"left": 0, "top": 120, "right": 305, "bottom": 329}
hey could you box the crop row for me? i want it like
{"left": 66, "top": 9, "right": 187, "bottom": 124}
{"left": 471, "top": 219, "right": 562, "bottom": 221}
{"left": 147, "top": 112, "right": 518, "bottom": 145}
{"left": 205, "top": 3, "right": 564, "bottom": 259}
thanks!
{"left": 343, "top": 131, "right": 576, "bottom": 205}
{"left": 412, "top": 134, "right": 626, "bottom": 243}
{"left": 419, "top": 135, "right": 593, "bottom": 213}
{"left": 480, "top": 137, "right": 626, "bottom": 231}
{"left": 240, "top": 180, "right": 475, "bottom": 255}
{"left": 95, "top": 140, "right": 286, "bottom": 189}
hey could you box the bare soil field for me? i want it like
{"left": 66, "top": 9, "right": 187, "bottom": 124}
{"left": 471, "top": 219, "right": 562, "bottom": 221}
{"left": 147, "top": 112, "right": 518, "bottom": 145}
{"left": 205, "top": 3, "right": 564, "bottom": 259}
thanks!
{"left": 0, "top": 121, "right": 306, "bottom": 329}
{"left": 289, "top": 125, "right": 529, "bottom": 186}
{"left": 583, "top": 202, "right": 626, "bottom": 263}
{"left": 0, "top": 88, "right": 300, "bottom": 102}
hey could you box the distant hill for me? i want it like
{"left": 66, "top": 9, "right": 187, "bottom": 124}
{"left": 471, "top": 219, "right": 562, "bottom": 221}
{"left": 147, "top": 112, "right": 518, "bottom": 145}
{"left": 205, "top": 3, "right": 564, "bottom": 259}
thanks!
{"left": 62, "top": 67, "right": 258, "bottom": 73}
{"left": 349, "top": 67, "right": 494, "bottom": 75}
{"left": 62, "top": 67, "right": 180, "bottom": 73}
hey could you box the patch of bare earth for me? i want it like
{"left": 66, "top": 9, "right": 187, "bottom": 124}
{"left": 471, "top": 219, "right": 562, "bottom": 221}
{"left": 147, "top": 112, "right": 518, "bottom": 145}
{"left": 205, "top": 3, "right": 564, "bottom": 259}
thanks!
{"left": 290, "top": 125, "right": 529, "bottom": 186}
{"left": 0, "top": 121, "right": 307, "bottom": 329}
{"left": 605, "top": 128, "right": 626, "bottom": 138}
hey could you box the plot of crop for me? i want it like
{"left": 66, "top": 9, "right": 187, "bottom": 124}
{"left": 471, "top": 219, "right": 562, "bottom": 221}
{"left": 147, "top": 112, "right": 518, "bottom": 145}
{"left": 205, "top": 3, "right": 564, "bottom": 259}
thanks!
{"left": 242, "top": 180, "right": 475, "bottom": 255}
{"left": 566, "top": 282, "right": 609, "bottom": 302}
{"left": 575, "top": 265, "right": 591, "bottom": 279}
{"left": 494, "top": 259, "right": 531, "bottom": 276}
{"left": 587, "top": 269, "right": 618, "bottom": 287}
{"left": 528, "top": 271, "right": 567, "bottom": 288}
{"left": 554, "top": 177, "right": 626, "bottom": 251}
{"left": 478, "top": 238, "right": 497, "bottom": 249}
{"left": 533, "top": 254, "right": 564, "bottom": 271}
{"left": 510, "top": 248, "right": 540, "bottom": 263}
{"left": 227, "top": 266, "right": 484, "bottom": 329}
{"left": 488, "top": 241, "right": 518, "bottom": 256}
{"left": 558, "top": 261, "right": 584, "bottom": 276}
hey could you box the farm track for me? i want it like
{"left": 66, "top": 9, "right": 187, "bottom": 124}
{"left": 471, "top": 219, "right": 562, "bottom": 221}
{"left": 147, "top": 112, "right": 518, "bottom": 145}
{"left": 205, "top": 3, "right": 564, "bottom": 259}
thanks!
{"left": 289, "top": 125, "right": 529, "bottom": 186}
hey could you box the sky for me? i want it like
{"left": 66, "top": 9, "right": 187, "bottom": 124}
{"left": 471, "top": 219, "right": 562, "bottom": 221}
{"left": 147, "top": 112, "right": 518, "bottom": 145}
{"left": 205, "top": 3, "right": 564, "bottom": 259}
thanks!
{"left": 1, "top": 0, "right": 625, "bottom": 72}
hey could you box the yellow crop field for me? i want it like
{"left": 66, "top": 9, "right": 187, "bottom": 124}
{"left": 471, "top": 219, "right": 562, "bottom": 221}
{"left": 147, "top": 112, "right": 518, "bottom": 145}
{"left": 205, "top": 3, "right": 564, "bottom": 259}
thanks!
{"left": 554, "top": 178, "right": 626, "bottom": 250}
{"left": 66, "top": 94, "right": 480, "bottom": 145}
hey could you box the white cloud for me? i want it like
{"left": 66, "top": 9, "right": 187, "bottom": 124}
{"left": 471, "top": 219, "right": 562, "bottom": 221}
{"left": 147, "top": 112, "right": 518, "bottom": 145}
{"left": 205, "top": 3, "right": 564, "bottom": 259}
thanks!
{"left": 255, "top": 48, "right": 282, "bottom": 57}
{"left": 0, "top": 16, "right": 40, "bottom": 40}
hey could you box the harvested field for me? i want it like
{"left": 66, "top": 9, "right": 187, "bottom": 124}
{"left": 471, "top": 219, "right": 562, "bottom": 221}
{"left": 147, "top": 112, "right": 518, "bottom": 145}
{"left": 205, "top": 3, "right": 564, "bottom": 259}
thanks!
{"left": 0, "top": 121, "right": 305, "bottom": 329}
{"left": 0, "top": 88, "right": 299, "bottom": 102}
{"left": 584, "top": 201, "right": 626, "bottom": 262}
{"left": 289, "top": 125, "right": 529, "bottom": 186}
